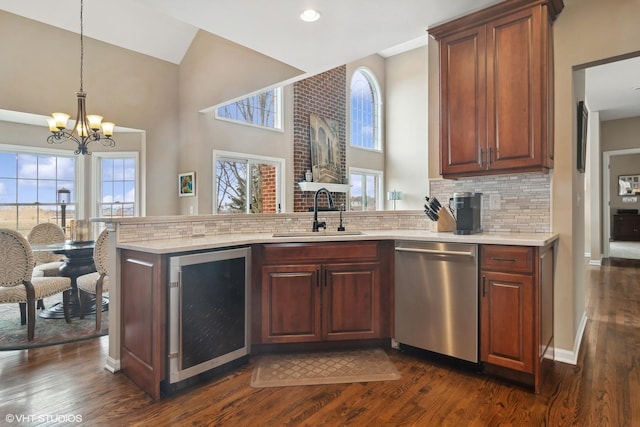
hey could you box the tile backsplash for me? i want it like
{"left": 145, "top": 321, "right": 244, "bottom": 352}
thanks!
{"left": 429, "top": 172, "right": 551, "bottom": 233}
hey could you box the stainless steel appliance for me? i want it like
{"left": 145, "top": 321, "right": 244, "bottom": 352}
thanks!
{"left": 167, "top": 246, "right": 250, "bottom": 389}
{"left": 451, "top": 192, "right": 483, "bottom": 235}
{"left": 394, "top": 241, "right": 478, "bottom": 363}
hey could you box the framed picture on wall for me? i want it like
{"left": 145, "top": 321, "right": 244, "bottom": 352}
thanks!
{"left": 618, "top": 174, "right": 640, "bottom": 195}
{"left": 178, "top": 172, "right": 195, "bottom": 197}
{"left": 577, "top": 101, "right": 588, "bottom": 173}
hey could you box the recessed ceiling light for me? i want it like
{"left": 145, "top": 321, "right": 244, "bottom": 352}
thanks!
{"left": 300, "top": 9, "right": 320, "bottom": 22}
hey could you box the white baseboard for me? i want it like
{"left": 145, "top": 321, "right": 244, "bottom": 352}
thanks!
{"left": 588, "top": 258, "right": 602, "bottom": 266}
{"left": 554, "top": 311, "right": 587, "bottom": 365}
{"left": 104, "top": 356, "right": 121, "bottom": 373}
{"left": 584, "top": 252, "right": 591, "bottom": 258}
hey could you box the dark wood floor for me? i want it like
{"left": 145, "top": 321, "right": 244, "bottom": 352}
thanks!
{"left": 1, "top": 259, "right": 638, "bottom": 426}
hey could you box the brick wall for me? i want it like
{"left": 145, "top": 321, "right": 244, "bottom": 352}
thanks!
{"left": 293, "top": 66, "right": 347, "bottom": 212}
{"left": 259, "top": 164, "right": 277, "bottom": 213}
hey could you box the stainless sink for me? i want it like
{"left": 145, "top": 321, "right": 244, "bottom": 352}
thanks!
{"left": 272, "top": 230, "right": 364, "bottom": 238}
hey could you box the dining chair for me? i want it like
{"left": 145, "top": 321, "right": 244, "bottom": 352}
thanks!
{"left": 77, "top": 228, "right": 109, "bottom": 331}
{"left": 0, "top": 229, "right": 72, "bottom": 340}
{"left": 27, "top": 222, "right": 67, "bottom": 277}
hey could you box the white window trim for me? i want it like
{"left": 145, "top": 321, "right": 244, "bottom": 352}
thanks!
{"left": 349, "top": 67, "right": 383, "bottom": 153}
{"left": 212, "top": 150, "right": 286, "bottom": 214}
{"left": 348, "top": 166, "right": 384, "bottom": 211}
{"left": 214, "top": 87, "right": 284, "bottom": 132}
{"left": 91, "top": 151, "right": 141, "bottom": 220}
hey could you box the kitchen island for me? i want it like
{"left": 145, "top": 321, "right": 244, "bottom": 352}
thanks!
{"left": 100, "top": 212, "right": 558, "bottom": 398}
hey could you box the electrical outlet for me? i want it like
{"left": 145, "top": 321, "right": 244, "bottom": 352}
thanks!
{"left": 192, "top": 224, "right": 205, "bottom": 236}
{"left": 489, "top": 193, "right": 501, "bottom": 210}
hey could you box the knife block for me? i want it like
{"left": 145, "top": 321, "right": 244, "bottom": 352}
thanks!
{"left": 436, "top": 208, "right": 457, "bottom": 232}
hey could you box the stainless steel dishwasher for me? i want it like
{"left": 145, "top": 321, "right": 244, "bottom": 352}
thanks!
{"left": 394, "top": 241, "right": 478, "bottom": 363}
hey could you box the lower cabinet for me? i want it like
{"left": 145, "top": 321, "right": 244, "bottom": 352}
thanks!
{"left": 612, "top": 214, "right": 640, "bottom": 241}
{"left": 480, "top": 243, "right": 555, "bottom": 393}
{"left": 120, "top": 249, "right": 165, "bottom": 400}
{"left": 256, "top": 241, "right": 391, "bottom": 346}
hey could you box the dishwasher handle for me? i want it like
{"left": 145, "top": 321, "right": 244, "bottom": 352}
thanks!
{"left": 395, "top": 247, "right": 475, "bottom": 258}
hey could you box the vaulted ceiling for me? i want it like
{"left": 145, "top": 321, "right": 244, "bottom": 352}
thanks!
{"left": 1, "top": 0, "right": 639, "bottom": 120}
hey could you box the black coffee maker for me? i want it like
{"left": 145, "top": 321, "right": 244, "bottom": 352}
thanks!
{"left": 450, "top": 192, "right": 483, "bottom": 235}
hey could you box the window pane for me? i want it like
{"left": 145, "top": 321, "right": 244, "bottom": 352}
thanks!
{"left": 17, "top": 154, "right": 38, "bottom": 179}
{"left": 124, "top": 159, "right": 136, "bottom": 180}
{"left": 113, "top": 159, "right": 125, "bottom": 181}
{"left": 216, "top": 159, "right": 247, "bottom": 213}
{"left": 216, "top": 88, "right": 280, "bottom": 130}
{"left": 57, "top": 157, "right": 75, "bottom": 180}
{"left": 101, "top": 159, "right": 114, "bottom": 180}
{"left": 123, "top": 181, "right": 135, "bottom": 202}
{"left": 365, "top": 175, "right": 377, "bottom": 211}
{"left": 350, "top": 70, "right": 379, "bottom": 150}
{"left": 98, "top": 157, "right": 137, "bottom": 218}
{"left": 38, "top": 179, "right": 57, "bottom": 203}
{"left": 0, "top": 153, "right": 17, "bottom": 178}
{"left": 0, "top": 178, "right": 16, "bottom": 203}
{"left": 37, "top": 155, "right": 57, "bottom": 179}
{"left": 17, "top": 179, "right": 37, "bottom": 203}
{"left": 349, "top": 173, "right": 364, "bottom": 211}
{"left": 250, "top": 163, "right": 277, "bottom": 213}
{"left": 0, "top": 206, "right": 16, "bottom": 229}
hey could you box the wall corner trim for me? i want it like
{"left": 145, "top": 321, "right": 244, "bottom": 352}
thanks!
{"left": 553, "top": 311, "right": 587, "bottom": 365}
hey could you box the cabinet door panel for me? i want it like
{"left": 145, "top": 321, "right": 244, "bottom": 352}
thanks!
{"left": 261, "top": 264, "right": 321, "bottom": 343}
{"left": 120, "top": 250, "right": 165, "bottom": 400}
{"left": 481, "top": 271, "right": 534, "bottom": 373}
{"left": 486, "top": 7, "right": 542, "bottom": 169}
{"left": 440, "top": 26, "right": 486, "bottom": 175}
{"left": 323, "top": 263, "right": 381, "bottom": 340}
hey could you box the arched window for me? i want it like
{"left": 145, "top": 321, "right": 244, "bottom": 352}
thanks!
{"left": 350, "top": 68, "right": 381, "bottom": 151}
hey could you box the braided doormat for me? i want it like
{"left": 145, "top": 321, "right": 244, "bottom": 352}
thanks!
{"left": 250, "top": 348, "right": 400, "bottom": 388}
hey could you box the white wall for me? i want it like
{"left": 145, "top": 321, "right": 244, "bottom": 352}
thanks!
{"left": 384, "top": 46, "right": 429, "bottom": 210}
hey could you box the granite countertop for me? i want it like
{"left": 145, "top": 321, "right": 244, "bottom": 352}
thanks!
{"left": 116, "top": 230, "right": 560, "bottom": 254}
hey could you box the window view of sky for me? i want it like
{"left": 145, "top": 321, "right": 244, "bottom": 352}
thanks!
{"left": 0, "top": 152, "right": 75, "bottom": 204}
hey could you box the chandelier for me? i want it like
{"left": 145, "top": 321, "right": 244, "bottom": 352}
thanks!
{"left": 46, "top": 0, "right": 115, "bottom": 155}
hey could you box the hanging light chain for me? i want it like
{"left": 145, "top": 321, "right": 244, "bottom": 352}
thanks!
{"left": 79, "top": 0, "right": 84, "bottom": 92}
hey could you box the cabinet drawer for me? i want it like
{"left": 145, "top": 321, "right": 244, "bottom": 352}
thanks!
{"left": 481, "top": 245, "right": 533, "bottom": 274}
{"left": 261, "top": 241, "right": 379, "bottom": 264}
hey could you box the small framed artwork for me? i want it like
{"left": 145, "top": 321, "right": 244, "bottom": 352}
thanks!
{"left": 577, "top": 101, "right": 588, "bottom": 173}
{"left": 178, "top": 172, "right": 195, "bottom": 197}
{"left": 618, "top": 174, "right": 640, "bottom": 195}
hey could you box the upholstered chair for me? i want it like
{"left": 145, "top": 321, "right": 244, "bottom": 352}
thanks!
{"left": 77, "top": 229, "right": 109, "bottom": 331}
{"left": 0, "top": 229, "right": 72, "bottom": 340}
{"left": 27, "top": 223, "right": 66, "bottom": 277}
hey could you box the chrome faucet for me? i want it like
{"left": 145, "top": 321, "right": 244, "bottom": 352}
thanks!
{"left": 313, "top": 187, "right": 334, "bottom": 232}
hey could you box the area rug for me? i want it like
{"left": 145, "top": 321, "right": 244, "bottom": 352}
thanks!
{"left": 250, "top": 348, "right": 400, "bottom": 388}
{"left": 0, "top": 296, "right": 108, "bottom": 351}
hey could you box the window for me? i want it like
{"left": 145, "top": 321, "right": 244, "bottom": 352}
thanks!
{"left": 0, "top": 146, "right": 76, "bottom": 234}
{"left": 214, "top": 151, "right": 283, "bottom": 214}
{"left": 216, "top": 87, "right": 282, "bottom": 130}
{"left": 349, "top": 168, "right": 383, "bottom": 211}
{"left": 93, "top": 153, "right": 139, "bottom": 219}
{"left": 350, "top": 68, "right": 381, "bottom": 151}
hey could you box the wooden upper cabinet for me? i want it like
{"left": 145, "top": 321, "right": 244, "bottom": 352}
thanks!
{"left": 430, "top": 0, "right": 563, "bottom": 179}
{"left": 439, "top": 26, "right": 486, "bottom": 175}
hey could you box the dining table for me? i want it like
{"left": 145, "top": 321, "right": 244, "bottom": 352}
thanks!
{"left": 30, "top": 240, "right": 108, "bottom": 319}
